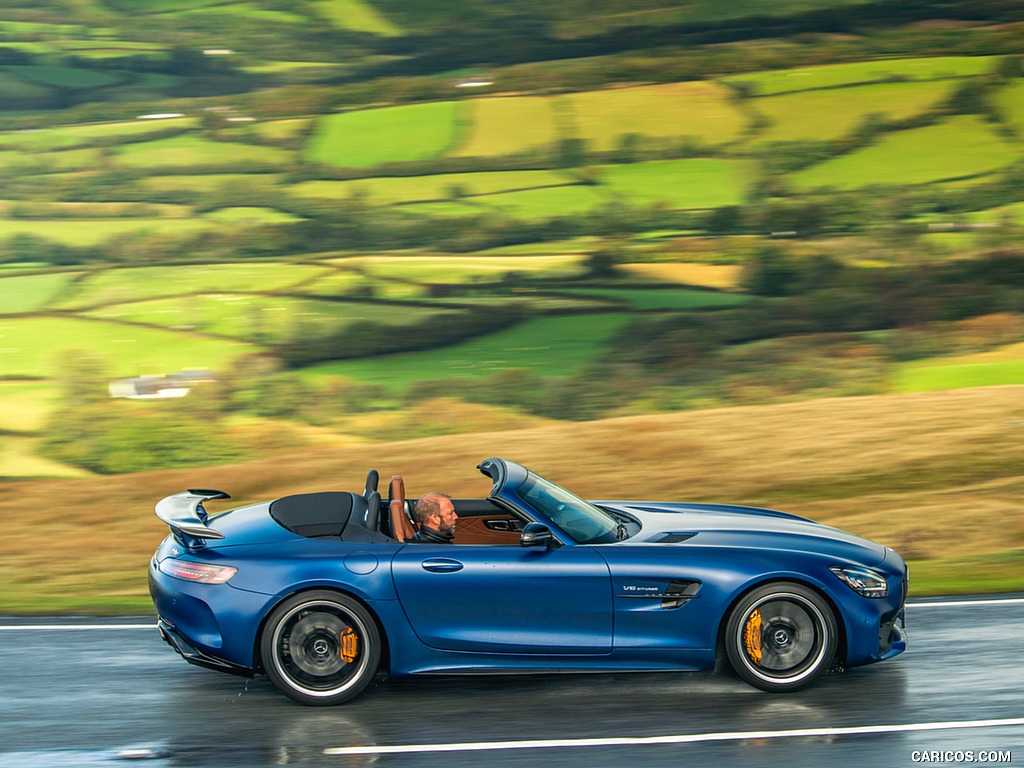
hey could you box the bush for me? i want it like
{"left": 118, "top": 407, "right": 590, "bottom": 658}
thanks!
{"left": 43, "top": 399, "right": 250, "bottom": 474}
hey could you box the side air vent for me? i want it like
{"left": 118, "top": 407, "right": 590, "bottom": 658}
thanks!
{"left": 663, "top": 579, "right": 701, "bottom": 610}
{"left": 658, "top": 532, "right": 697, "bottom": 543}
{"left": 617, "top": 578, "right": 702, "bottom": 609}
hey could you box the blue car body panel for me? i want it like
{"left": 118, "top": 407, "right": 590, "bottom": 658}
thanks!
{"left": 149, "top": 457, "right": 907, "bottom": 690}
{"left": 393, "top": 544, "right": 613, "bottom": 655}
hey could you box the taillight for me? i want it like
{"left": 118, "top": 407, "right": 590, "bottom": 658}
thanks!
{"left": 159, "top": 560, "right": 237, "bottom": 584}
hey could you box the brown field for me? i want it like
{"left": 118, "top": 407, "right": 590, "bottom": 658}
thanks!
{"left": 620, "top": 262, "right": 743, "bottom": 290}
{"left": 2, "top": 386, "right": 1021, "bottom": 613}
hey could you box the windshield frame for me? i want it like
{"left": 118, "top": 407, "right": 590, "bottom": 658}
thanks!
{"left": 514, "top": 471, "right": 621, "bottom": 544}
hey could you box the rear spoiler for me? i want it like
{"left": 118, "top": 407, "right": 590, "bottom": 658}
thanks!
{"left": 155, "top": 489, "right": 230, "bottom": 541}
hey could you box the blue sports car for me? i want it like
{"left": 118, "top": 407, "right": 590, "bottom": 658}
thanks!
{"left": 149, "top": 457, "right": 907, "bottom": 705}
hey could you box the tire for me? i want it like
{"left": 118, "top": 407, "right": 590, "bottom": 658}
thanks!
{"left": 260, "top": 590, "right": 381, "bottom": 706}
{"left": 724, "top": 582, "right": 838, "bottom": 692}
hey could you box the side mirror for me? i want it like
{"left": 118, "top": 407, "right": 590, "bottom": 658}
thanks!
{"left": 520, "top": 522, "right": 559, "bottom": 549}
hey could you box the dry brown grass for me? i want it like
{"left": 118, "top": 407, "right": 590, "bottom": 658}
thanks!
{"left": 3, "top": 386, "right": 1022, "bottom": 612}
{"left": 619, "top": 262, "right": 743, "bottom": 290}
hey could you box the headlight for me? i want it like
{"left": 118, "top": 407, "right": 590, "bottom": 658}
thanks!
{"left": 829, "top": 565, "right": 888, "bottom": 598}
{"left": 159, "top": 560, "right": 237, "bottom": 584}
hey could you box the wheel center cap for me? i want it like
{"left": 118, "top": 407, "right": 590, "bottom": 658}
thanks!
{"left": 773, "top": 629, "right": 791, "bottom": 646}
{"left": 312, "top": 638, "right": 330, "bottom": 656}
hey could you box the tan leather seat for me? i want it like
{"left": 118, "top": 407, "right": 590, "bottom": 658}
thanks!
{"left": 389, "top": 475, "right": 418, "bottom": 542}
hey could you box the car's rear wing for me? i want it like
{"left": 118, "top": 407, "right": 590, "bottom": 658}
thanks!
{"left": 155, "top": 489, "right": 230, "bottom": 541}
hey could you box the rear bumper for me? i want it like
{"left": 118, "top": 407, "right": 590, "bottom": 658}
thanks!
{"left": 149, "top": 545, "right": 271, "bottom": 672}
{"left": 158, "top": 617, "right": 253, "bottom": 678}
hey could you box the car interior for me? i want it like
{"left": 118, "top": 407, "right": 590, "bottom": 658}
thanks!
{"left": 269, "top": 469, "right": 528, "bottom": 545}
{"left": 376, "top": 470, "right": 524, "bottom": 545}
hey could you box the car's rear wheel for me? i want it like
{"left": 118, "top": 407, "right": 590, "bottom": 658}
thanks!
{"left": 724, "top": 582, "right": 837, "bottom": 692}
{"left": 260, "top": 590, "right": 380, "bottom": 706}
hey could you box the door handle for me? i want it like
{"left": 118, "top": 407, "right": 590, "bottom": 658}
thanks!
{"left": 421, "top": 558, "right": 463, "bottom": 573}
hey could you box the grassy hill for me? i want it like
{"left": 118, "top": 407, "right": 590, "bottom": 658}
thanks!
{"left": 1, "top": 386, "right": 1020, "bottom": 614}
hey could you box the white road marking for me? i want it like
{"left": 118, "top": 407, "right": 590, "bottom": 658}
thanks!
{"left": 906, "top": 597, "right": 1024, "bottom": 608}
{"left": 0, "top": 624, "right": 155, "bottom": 631}
{"left": 323, "top": 717, "right": 1024, "bottom": 756}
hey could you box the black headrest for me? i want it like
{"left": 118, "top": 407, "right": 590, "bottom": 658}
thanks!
{"left": 364, "top": 469, "right": 379, "bottom": 498}
{"left": 365, "top": 491, "right": 381, "bottom": 530}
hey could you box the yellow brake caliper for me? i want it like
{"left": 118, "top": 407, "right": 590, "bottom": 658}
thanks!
{"left": 743, "top": 609, "right": 762, "bottom": 666}
{"left": 340, "top": 626, "right": 359, "bottom": 663}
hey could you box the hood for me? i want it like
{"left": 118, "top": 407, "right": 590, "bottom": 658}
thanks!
{"left": 605, "top": 500, "right": 889, "bottom": 567}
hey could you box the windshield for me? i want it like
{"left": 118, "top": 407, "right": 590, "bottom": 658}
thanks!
{"left": 515, "top": 472, "right": 621, "bottom": 544}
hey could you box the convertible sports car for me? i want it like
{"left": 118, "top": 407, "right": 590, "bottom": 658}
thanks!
{"left": 149, "top": 457, "right": 907, "bottom": 705}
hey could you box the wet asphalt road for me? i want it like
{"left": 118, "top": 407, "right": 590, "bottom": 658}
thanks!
{"left": 1, "top": 598, "right": 1022, "bottom": 768}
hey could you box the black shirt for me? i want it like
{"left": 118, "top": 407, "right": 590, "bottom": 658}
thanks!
{"left": 409, "top": 525, "right": 454, "bottom": 544}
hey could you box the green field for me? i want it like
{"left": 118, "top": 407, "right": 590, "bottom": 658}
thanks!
{"left": 302, "top": 81, "right": 746, "bottom": 169}
{"left": 290, "top": 169, "right": 580, "bottom": 205}
{"left": 0, "top": 217, "right": 211, "bottom": 246}
{"left": 7, "top": 64, "right": 124, "bottom": 90}
{"left": 894, "top": 343, "right": 1024, "bottom": 393}
{"left": 345, "top": 161, "right": 751, "bottom": 217}
{"left": 965, "top": 202, "right": 1024, "bottom": 225}
{"left": 0, "top": 146, "right": 104, "bottom": 172}
{"left": 53, "top": 263, "right": 335, "bottom": 310}
{"left": 250, "top": 118, "right": 313, "bottom": 141}
{"left": 471, "top": 185, "right": 612, "bottom": 218}
{"left": 791, "top": 116, "right": 1023, "bottom": 190}
{"left": 306, "top": 102, "right": 464, "bottom": 167}
{"left": 600, "top": 159, "right": 755, "bottom": 208}
{"left": 86, "top": 295, "right": 460, "bottom": 342}
{"left": 750, "top": 81, "right": 953, "bottom": 143}
{"left": 102, "top": 0, "right": 228, "bottom": 12}
{"left": 162, "top": 3, "right": 307, "bottom": 23}
{"left": 558, "top": 287, "right": 750, "bottom": 311}
{"left": 992, "top": 79, "right": 1024, "bottom": 134}
{"left": 454, "top": 96, "right": 564, "bottom": 157}
{"left": 561, "top": 0, "right": 927, "bottom": 26}
{"left": 304, "top": 269, "right": 429, "bottom": 299}
{"left": 915, "top": 201, "right": 1024, "bottom": 227}
{"left": 0, "top": 262, "right": 50, "bottom": 274}
{"left": 563, "top": 82, "right": 747, "bottom": 150}
{"left": 0, "top": 272, "right": 81, "bottom": 313}
{"left": 0, "top": 75, "right": 52, "bottom": 106}
{"left": 393, "top": 201, "right": 485, "bottom": 219}
{"left": 303, "top": 313, "right": 631, "bottom": 391}
{"left": 58, "top": 39, "right": 166, "bottom": 54}
{"left": 140, "top": 173, "right": 284, "bottom": 194}
{"left": 0, "top": 117, "right": 196, "bottom": 151}
{"left": 202, "top": 207, "right": 305, "bottom": 223}
{"left": 724, "top": 55, "right": 1000, "bottom": 96}
{"left": 0, "top": 317, "right": 255, "bottom": 379}
{"left": 114, "top": 135, "right": 293, "bottom": 169}
{"left": 895, "top": 360, "right": 1024, "bottom": 392}
{"left": 293, "top": 269, "right": 366, "bottom": 297}
{"left": 312, "top": 0, "right": 404, "bottom": 35}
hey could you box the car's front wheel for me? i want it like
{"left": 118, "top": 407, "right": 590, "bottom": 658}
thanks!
{"left": 724, "top": 582, "right": 837, "bottom": 692}
{"left": 260, "top": 590, "right": 381, "bottom": 706}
